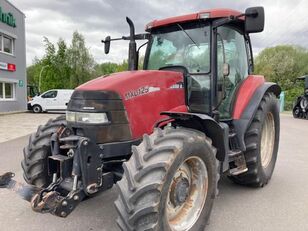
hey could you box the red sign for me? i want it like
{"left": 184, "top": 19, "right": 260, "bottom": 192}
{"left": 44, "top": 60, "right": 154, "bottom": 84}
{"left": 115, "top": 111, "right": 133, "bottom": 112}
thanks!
{"left": 0, "top": 62, "right": 16, "bottom": 72}
{"left": 7, "top": 63, "right": 16, "bottom": 72}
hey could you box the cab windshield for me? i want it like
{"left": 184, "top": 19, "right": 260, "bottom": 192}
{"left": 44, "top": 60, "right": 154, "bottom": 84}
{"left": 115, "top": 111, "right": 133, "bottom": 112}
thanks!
{"left": 146, "top": 23, "right": 210, "bottom": 74}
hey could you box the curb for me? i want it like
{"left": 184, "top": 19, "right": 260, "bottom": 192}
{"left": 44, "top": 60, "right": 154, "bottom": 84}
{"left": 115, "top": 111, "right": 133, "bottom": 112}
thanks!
{"left": 0, "top": 110, "right": 28, "bottom": 116}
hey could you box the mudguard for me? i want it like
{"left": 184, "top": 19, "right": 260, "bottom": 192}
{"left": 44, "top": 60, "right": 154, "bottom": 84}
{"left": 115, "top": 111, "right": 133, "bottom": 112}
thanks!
{"left": 160, "top": 112, "right": 229, "bottom": 161}
{"left": 233, "top": 82, "right": 281, "bottom": 151}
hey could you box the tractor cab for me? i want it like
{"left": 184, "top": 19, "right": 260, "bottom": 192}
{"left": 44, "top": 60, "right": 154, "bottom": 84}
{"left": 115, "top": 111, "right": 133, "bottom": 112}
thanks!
{"left": 103, "top": 7, "right": 264, "bottom": 120}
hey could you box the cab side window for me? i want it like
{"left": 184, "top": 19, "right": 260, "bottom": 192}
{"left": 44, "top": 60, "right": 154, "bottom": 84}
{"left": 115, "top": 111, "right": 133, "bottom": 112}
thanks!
{"left": 41, "top": 91, "right": 58, "bottom": 98}
{"left": 217, "top": 26, "right": 249, "bottom": 119}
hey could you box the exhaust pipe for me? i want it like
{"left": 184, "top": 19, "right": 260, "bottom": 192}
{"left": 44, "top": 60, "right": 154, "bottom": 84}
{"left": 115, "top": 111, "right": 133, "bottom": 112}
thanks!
{"left": 126, "top": 17, "right": 138, "bottom": 71}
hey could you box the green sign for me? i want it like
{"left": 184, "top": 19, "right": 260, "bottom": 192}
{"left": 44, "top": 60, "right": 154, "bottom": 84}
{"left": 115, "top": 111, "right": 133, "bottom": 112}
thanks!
{"left": 18, "top": 80, "right": 24, "bottom": 87}
{"left": 0, "top": 6, "right": 16, "bottom": 28}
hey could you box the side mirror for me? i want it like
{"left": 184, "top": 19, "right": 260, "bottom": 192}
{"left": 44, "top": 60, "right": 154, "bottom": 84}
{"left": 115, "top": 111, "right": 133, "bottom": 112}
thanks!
{"left": 223, "top": 63, "right": 230, "bottom": 77}
{"left": 245, "top": 7, "right": 264, "bottom": 33}
{"left": 104, "top": 36, "right": 111, "bottom": 54}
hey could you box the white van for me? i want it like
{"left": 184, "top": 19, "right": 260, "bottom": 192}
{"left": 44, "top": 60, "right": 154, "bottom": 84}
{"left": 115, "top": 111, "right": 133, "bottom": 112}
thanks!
{"left": 28, "top": 89, "right": 74, "bottom": 113}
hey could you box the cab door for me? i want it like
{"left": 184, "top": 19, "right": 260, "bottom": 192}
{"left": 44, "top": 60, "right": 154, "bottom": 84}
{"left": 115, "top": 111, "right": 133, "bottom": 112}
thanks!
{"left": 216, "top": 26, "right": 249, "bottom": 119}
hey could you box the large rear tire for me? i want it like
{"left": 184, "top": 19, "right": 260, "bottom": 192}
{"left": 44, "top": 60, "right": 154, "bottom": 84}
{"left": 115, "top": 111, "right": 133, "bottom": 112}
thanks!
{"left": 21, "top": 115, "right": 66, "bottom": 188}
{"left": 292, "top": 107, "right": 300, "bottom": 118}
{"left": 230, "top": 92, "right": 280, "bottom": 187}
{"left": 115, "top": 127, "right": 218, "bottom": 231}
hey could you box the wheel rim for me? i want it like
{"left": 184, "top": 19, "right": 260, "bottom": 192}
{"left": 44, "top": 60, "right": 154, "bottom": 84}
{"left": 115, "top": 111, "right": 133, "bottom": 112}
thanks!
{"left": 260, "top": 112, "right": 275, "bottom": 168}
{"left": 166, "top": 156, "right": 208, "bottom": 231}
{"left": 295, "top": 108, "right": 300, "bottom": 115}
{"left": 33, "top": 106, "right": 40, "bottom": 113}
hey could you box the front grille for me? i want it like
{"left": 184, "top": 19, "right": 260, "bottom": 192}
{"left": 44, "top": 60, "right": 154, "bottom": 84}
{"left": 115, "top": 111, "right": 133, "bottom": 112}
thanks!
{"left": 67, "top": 90, "right": 132, "bottom": 143}
{"left": 68, "top": 90, "right": 124, "bottom": 113}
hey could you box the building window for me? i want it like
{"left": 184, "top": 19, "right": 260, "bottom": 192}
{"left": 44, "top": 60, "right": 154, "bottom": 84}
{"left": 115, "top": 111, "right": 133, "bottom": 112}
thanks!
{"left": 0, "top": 83, "right": 3, "bottom": 98}
{"left": 0, "top": 34, "right": 14, "bottom": 55}
{"left": 0, "top": 82, "right": 15, "bottom": 100}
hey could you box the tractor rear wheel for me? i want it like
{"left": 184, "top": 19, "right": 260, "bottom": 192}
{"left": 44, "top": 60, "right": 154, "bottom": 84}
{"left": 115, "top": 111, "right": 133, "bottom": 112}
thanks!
{"left": 21, "top": 115, "right": 66, "bottom": 188}
{"left": 115, "top": 127, "right": 218, "bottom": 231}
{"left": 292, "top": 107, "right": 300, "bottom": 118}
{"left": 230, "top": 92, "right": 280, "bottom": 187}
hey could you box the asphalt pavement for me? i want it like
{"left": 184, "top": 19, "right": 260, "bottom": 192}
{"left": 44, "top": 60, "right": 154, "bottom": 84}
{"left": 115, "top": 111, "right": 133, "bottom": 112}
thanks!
{"left": 0, "top": 112, "right": 62, "bottom": 143}
{"left": 0, "top": 114, "right": 307, "bottom": 231}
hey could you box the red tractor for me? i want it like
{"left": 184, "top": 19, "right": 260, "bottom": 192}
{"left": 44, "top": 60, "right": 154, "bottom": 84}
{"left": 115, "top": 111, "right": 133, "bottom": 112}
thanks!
{"left": 1, "top": 6, "right": 280, "bottom": 231}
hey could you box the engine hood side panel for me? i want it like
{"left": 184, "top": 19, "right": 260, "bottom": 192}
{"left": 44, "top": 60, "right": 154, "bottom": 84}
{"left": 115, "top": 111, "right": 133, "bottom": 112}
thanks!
{"left": 76, "top": 70, "right": 185, "bottom": 139}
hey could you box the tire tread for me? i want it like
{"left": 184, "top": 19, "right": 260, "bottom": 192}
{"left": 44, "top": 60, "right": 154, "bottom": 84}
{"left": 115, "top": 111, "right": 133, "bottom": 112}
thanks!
{"left": 21, "top": 115, "right": 66, "bottom": 187}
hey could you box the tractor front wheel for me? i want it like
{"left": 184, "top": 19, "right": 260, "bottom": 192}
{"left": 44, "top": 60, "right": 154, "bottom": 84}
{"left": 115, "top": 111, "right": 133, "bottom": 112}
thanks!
{"left": 21, "top": 115, "right": 66, "bottom": 188}
{"left": 115, "top": 127, "right": 218, "bottom": 231}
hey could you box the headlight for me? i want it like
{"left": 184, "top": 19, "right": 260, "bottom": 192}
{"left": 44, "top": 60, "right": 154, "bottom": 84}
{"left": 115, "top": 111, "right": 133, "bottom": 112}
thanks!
{"left": 66, "top": 111, "right": 109, "bottom": 124}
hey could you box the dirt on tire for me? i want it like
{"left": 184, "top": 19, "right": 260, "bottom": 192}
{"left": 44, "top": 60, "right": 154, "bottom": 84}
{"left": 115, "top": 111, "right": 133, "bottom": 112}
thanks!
{"left": 115, "top": 127, "right": 218, "bottom": 231}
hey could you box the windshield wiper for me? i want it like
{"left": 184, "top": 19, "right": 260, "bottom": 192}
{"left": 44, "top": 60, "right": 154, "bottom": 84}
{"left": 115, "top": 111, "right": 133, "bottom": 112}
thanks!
{"left": 176, "top": 24, "right": 199, "bottom": 49}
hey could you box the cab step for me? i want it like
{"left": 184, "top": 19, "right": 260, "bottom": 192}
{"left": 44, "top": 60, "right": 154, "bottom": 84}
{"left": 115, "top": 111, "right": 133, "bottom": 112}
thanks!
{"left": 228, "top": 149, "right": 248, "bottom": 176}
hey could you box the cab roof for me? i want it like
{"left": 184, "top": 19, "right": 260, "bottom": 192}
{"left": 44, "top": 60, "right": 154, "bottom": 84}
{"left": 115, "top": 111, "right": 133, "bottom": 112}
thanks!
{"left": 146, "top": 8, "right": 243, "bottom": 31}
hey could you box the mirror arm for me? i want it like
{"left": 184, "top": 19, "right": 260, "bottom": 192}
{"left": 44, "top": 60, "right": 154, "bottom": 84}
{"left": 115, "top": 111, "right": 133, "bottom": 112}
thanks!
{"left": 102, "top": 33, "right": 150, "bottom": 44}
{"left": 101, "top": 37, "right": 123, "bottom": 43}
{"left": 213, "top": 12, "right": 250, "bottom": 29}
{"left": 212, "top": 16, "right": 235, "bottom": 28}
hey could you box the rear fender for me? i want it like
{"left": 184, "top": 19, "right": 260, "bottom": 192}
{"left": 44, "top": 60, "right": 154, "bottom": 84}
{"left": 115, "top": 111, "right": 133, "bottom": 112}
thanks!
{"left": 233, "top": 82, "right": 281, "bottom": 151}
{"left": 160, "top": 112, "right": 229, "bottom": 161}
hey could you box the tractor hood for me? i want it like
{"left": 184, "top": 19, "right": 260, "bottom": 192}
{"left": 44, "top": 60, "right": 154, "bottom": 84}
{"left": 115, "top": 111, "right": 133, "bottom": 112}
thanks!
{"left": 74, "top": 70, "right": 186, "bottom": 139}
{"left": 77, "top": 70, "right": 184, "bottom": 100}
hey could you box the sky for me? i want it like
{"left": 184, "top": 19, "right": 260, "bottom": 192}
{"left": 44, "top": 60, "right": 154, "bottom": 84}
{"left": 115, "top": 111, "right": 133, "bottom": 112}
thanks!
{"left": 8, "top": 0, "right": 308, "bottom": 66}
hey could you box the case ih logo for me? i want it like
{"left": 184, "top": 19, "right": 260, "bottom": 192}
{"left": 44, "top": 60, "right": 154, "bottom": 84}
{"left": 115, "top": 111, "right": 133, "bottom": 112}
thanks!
{"left": 0, "top": 62, "right": 16, "bottom": 72}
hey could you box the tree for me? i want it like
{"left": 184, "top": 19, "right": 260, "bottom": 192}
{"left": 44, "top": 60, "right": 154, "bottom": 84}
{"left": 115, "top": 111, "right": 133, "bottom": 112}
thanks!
{"left": 94, "top": 62, "right": 120, "bottom": 76}
{"left": 67, "top": 31, "right": 95, "bottom": 88}
{"left": 27, "top": 57, "right": 42, "bottom": 85}
{"left": 94, "top": 59, "right": 129, "bottom": 77}
{"left": 54, "top": 39, "right": 71, "bottom": 88}
{"left": 27, "top": 32, "right": 96, "bottom": 92}
{"left": 42, "top": 37, "right": 67, "bottom": 91}
{"left": 254, "top": 45, "right": 306, "bottom": 110}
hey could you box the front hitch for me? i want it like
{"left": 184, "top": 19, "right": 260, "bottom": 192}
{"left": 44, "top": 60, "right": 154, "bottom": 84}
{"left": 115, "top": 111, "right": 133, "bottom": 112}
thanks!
{"left": 0, "top": 136, "right": 91, "bottom": 218}
{"left": 30, "top": 187, "right": 85, "bottom": 217}
{"left": 0, "top": 172, "right": 85, "bottom": 217}
{"left": 0, "top": 133, "right": 114, "bottom": 218}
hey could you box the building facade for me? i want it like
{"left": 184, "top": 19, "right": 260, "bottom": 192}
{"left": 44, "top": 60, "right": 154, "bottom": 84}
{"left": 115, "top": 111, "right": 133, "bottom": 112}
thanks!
{"left": 0, "top": 0, "right": 26, "bottom": 113}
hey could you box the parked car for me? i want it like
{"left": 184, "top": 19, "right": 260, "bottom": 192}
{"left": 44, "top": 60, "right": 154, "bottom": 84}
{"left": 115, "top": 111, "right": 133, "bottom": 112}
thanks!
{"left": 28, "top": 89, "right": 74, "bottom": 113}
